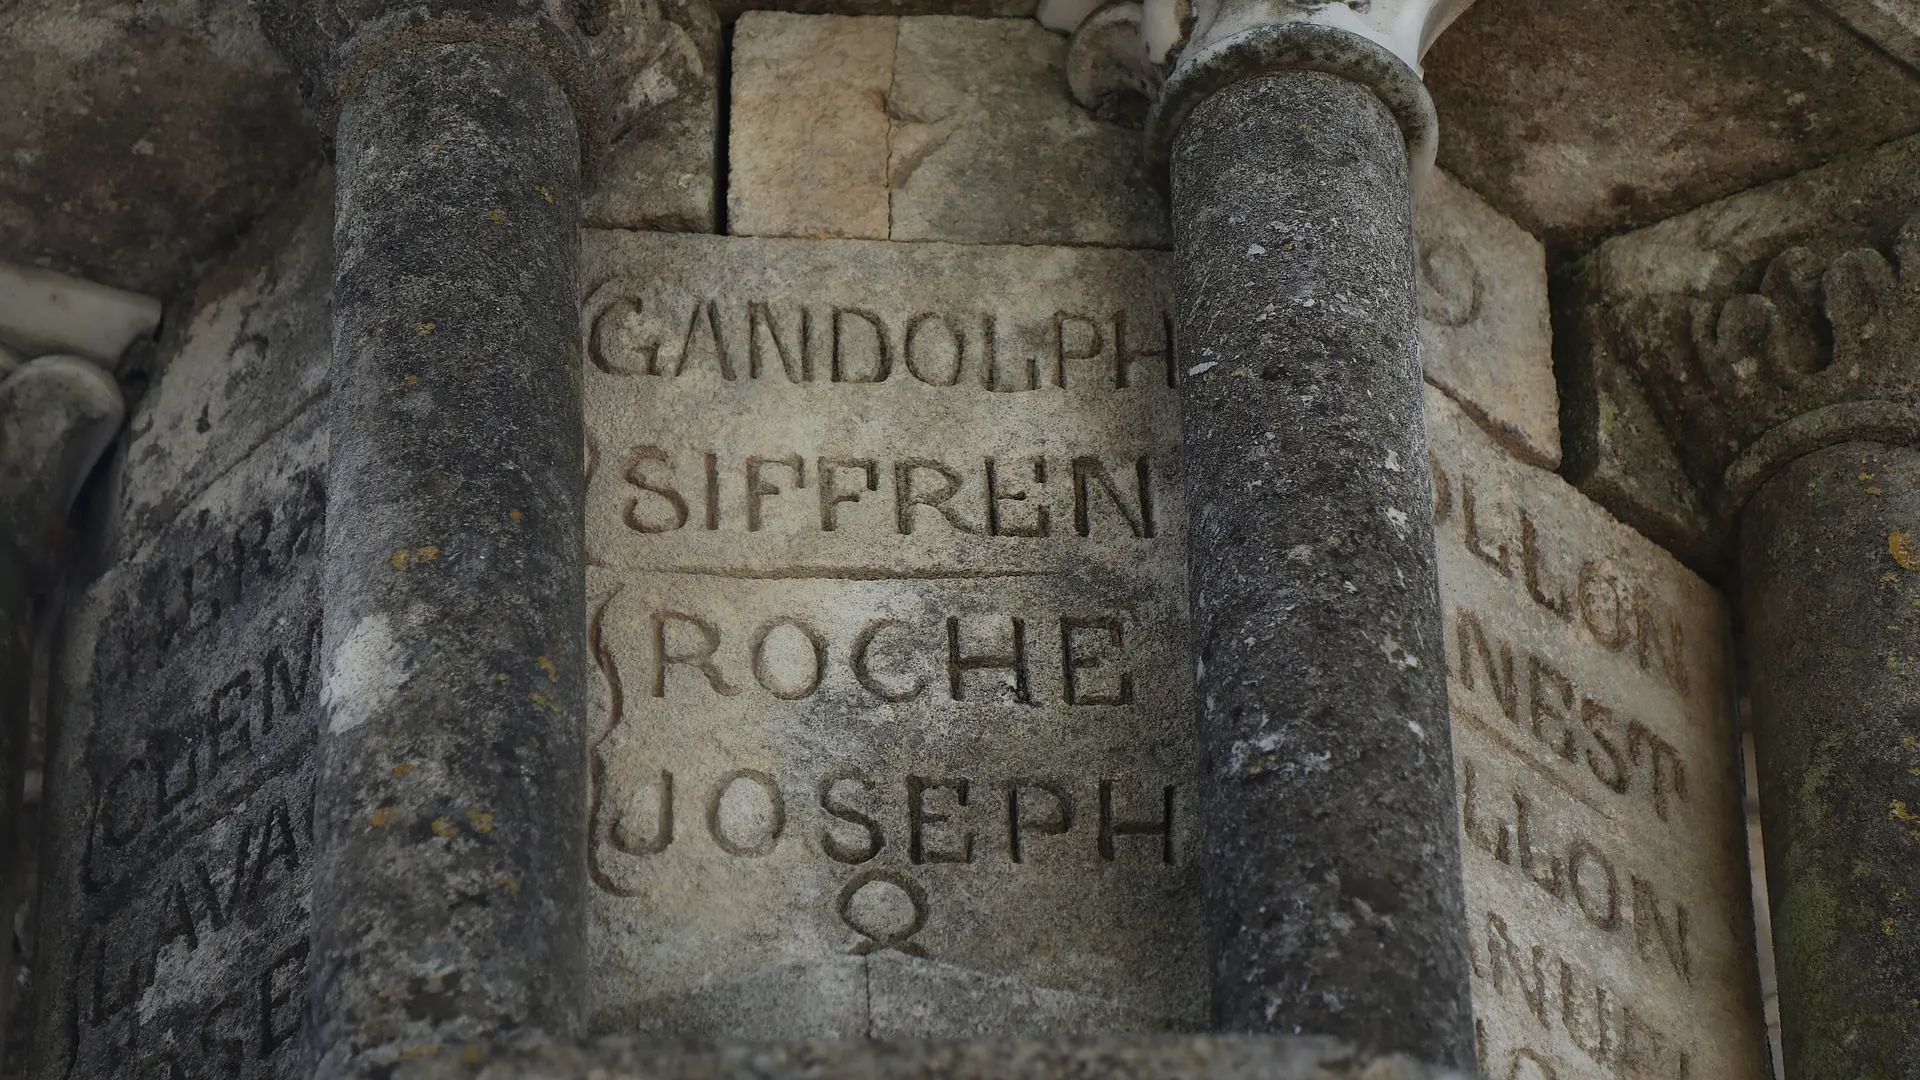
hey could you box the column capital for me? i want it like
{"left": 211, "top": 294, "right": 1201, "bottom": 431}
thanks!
{"left": 1628, "top": 223, "right": 1920, "bottom": 531}
{"left": 1051, "top": 1, "right": 1470, "bottom": 190}
{"left": 1564, "top": 134, "right": 1920, "bottom": 564}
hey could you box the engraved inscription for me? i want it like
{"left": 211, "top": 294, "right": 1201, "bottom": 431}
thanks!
{"left": 1426, "top": 385, "right": 1763, "bottom": 1080}
{"left": 45, "top": 428, "right": 327, "bottom": 1080}
{"left": 582, "top": 233, "right": 1198, "bottom": 1037}
{"left": 589, "top": 293, "right": 1175, "bottom": 392}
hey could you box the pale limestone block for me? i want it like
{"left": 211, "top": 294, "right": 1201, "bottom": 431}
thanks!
{"left": 0, "top": 259, "right": 159, "bottom": 364}
{"left": 1415, "top": 170, "right": 1558, "bottom": 470}
{"left": 728, "top": 13, "right": 895, "bottom": 240}
{"left": 580, "top": 230, "right": 1200, "bottom": 1038}
{"left": 1424, "top": 385, "right": 1767, "bottom": 1080}
{"left": 725, "top": 15, "right": 1167, "bottom": 248}
{"left": 886, "top": 18, "right": 1167, "bottom": 247}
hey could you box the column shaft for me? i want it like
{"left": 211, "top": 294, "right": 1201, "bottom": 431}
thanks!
{"left": 315, "top": 42, "right": 587, "bottom": 1075}
{"left": 1170, "top": 70, "right": 1473, "bottom": 1064}
{"left": 1741, "top": 441, "right": 1920, "bottom": 1076}
{"left": 0, "top": 557, "right": 26, "bottom": 1045}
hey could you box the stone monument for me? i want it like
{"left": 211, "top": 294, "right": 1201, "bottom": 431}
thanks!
{"left": 0, "top": 0, "right": 1833, "bottom": 1077}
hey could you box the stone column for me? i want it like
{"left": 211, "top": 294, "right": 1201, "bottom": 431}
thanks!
{"left": 0, "top": 354, "right": 124, "bottom": 1048}
{"left": 1140, "top": 1, "right": 1476, "bottom": 1065}
{"left": 1567, "top": 165, "right": 1920, "bottom": 1076}
{"left": 255, "top": 7, "right": 593, "bottom": 1074}
{"left": 1740, "top": 439, "right": 1920, "bottom": 1073}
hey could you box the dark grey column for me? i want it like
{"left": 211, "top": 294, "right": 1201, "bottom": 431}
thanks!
{"left": 311, "top": 42, "right": 587, "bottom": 1077}
{"left": 1163, "top": 69, "right": 1473, "bottom": 1064}
{"left": 0, "top": 554, "right": 25, "bottom": 1041}
{"left": 244, "top": 7, "right": 593, "bottom": 1071}
{"left": 1741, "top": 440, "right": 1920, "bottom": 1076}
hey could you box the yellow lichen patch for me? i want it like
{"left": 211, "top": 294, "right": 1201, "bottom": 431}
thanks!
{"left": 528, "top": 692, "right": 561, "bottom": 714}
{"left": 370, "top": 805, "right": 397, "bottom": 828}
{"left": 427, "top": 139, "right": 445, "bottom": 154}
{"left": 392, "top": 762, "right": 416, "bottom": 778}
{"left": 537, "top": 655, "right": 558, "bottom": 682}
{"left": 414, "top": 321, "right": 436, "bottom": 336}
{"left": 466, "top": 809, "right": 495, "bottom": 833}
{"left": 510, "top": 508, "right": 525, "bottom": 523}
{"left": 494, "top": 672, "right": 507, "bottom": 682}
{"left": 461, "top": 1047, "right": 489, "bottom": 1067}
{"left": 1893, "top": 531, "right": 1920, "bottom": 571}
{"left": 391, "top": 545, "right": 442, "bottom": 571}
{"left": 494, "top": 874, "right": 521, "bottom": 896}
{"left": 1870, "top": 487, "right": 1886, "bottom": 495}
{"left": 1891, "top": 800, "right": 1919, "bottom": 822}
{"left": 1886, "top": 919, "right": 1899, "bottom": 937}
{"left": 537, "top": 185, "right": 554, "bottom": 204}
{"left": 432, "top": 817, "right": 459, "bottom": 838}
{"left": 485, "top": 208, "right": 505, "bottom": 224}
{"left": 398, "top": 1044, "right": 440, "bottom": 1061}
{"left": 405, "top": 374, "right": 419, "bottom": 386}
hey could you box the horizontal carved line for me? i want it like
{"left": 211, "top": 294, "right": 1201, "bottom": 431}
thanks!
{"left": 1456, "top": 703, "right": 1609, "bottom": 818}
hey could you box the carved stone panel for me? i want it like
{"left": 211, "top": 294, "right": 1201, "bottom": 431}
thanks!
{"left": 1427, "top": 386, "right": 1765, "bottom": 1080}
{"left": 34, "top": 409, "right": 324, "bottom": 1080}
{"left": 30, "top": 186, "right": 331, "bottom": 1080}
{"left": 580, "top": 231, "right": 1203, "bottom": 1037}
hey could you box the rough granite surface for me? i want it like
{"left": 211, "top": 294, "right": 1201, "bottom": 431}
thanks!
{"left": 313, "top": 42, "right": 588, "bottom": 1079}
{"left": 1170, "top": 71, "right": 1473, "bottom": 1064}
{"left": 1740, "top": 443, "right": 1920, "bottom": 1079}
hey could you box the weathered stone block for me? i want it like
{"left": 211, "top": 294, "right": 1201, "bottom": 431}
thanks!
{"left": 1416, "top": 170, "right": 1556, "bottom": 469}
{"left": 580, "top": 230, "right": 1200, "bottom": 1037}
{"left": 1560, "top": 131, "right": 1920, "bottom": 572}
{"left": 30, "top": 181, "right": 331, "bottom": 1080}
{"left": 1811, "top": 0, "right": 1920, "bottom": 72}
{"left": 110, "top": 175, "right": 333, "bottom": 558}
{"left": 727, "top": 16, "right": 1168, "bottom": 248}
{"left": 585, "top": 0, "right": 722, "bottom": 233}
{"left": 1425, "top": 0, "right": 1920, "bottom": 257}
{"left": 34, "top": 408, "right": 324, "bottom": 1080}
{"left": 387, "top": 1034, "right": 1475, "bottom": 1080}
{"left": 1426, "top": 385, "right": 1766, "bottom": 1080}
{"left": 884, "top": 18, "right": 1166, "bottom": 248}
{"left": 0, "top": 261, "right": 159, "bottom": 365}
{"left": 0, "top": 0, "right": 320, "bottom": 299}
{"left": 728, "top": 13, "right": 896, "bottom": 241}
